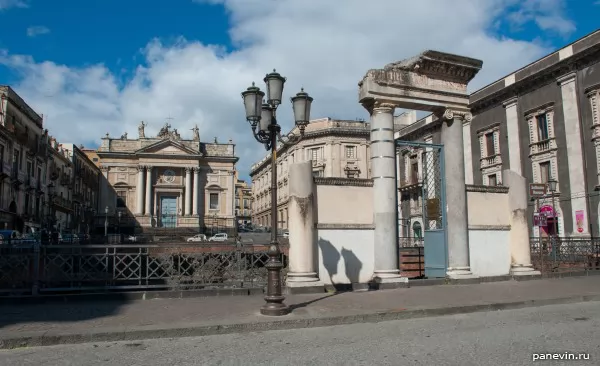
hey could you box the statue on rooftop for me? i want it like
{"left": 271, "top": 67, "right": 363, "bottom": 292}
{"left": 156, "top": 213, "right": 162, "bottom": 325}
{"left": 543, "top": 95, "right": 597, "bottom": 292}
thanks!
{"left": 191, "top": 125, "right": 200, "bottom": 141}
{"left": 138, "top": 121, "right": 146, "bottom": 138}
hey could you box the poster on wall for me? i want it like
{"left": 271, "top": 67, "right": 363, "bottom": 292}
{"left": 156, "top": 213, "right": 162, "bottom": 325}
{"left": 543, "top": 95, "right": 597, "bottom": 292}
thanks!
{"left": 575, "top": 210, "right": 585, "bottom": 233}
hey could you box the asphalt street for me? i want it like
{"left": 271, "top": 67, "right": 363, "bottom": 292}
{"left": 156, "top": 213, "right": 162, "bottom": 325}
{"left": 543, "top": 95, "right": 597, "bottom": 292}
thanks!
{"left": 1, "top": 301, "right": 598, "bottom": 366}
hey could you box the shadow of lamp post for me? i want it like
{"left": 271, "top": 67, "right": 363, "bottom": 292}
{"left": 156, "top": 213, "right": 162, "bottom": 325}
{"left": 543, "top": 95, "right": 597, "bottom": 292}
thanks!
{"left": 241, "top": 69, "right": 313, "bottom": 316}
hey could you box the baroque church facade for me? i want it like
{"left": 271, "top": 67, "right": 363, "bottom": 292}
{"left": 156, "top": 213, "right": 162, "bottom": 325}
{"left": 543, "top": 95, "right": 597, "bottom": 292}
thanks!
{"left": 94, "top": 122, "right": 238, "bottom": 232}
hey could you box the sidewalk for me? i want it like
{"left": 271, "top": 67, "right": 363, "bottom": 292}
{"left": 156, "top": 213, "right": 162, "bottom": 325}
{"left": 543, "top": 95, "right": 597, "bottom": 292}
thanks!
{"left": 1, "top": 276, "right": 599, "bottom": 349}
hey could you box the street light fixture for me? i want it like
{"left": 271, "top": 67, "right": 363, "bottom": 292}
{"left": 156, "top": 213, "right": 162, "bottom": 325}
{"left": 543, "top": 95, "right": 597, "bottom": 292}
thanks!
{"left": 241, "top": 69, "right": 313, "bottom": 316}
{"left": 547, "top": 179, "right": 559, "bottom": 238}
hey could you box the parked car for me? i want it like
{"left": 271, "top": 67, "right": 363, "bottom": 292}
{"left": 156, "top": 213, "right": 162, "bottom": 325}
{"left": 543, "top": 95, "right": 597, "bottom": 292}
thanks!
{"left": 208, "top": 233, "right": 228, "bottom": 242}
{"left": 187, "top": 234, "right": 207, "bottom": 242}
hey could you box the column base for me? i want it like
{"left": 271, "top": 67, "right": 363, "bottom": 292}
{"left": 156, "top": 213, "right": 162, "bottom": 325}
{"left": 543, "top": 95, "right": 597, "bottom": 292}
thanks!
{"left": 446, "top": 267, "right": 478, "bottom": 279}
{"left": 286, "top": 272, "right": 321, "bottom": 284}
{"left": 510, "top": 264, "right": 541, "bottom": 276}
{"left": 373, "top": 270, "right": 408, "bottom": 284}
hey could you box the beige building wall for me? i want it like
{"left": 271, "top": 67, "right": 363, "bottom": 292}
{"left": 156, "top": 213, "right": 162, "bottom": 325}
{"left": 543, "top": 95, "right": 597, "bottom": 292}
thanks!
{"left": 250, "top": 118, "right": 371, "bottom": 229}
{"left": 95, "top": 124, "right": 238, "bottom": 231}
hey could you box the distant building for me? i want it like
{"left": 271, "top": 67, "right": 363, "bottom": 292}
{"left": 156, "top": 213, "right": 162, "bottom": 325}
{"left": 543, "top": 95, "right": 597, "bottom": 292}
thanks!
{"left": 46, "top": 137, "right": 73, "bottom": 233}
{"left": 249, "top": 114, "right": 416, "bottom": 229}
{"left": 94, "top": 122, "right": 238, "bottom": 232}
{"left": 234, "top": 172, "right": 252, "bottom": 226}
{"left": 0, "top": 86, "right": 49, "bottom": 235}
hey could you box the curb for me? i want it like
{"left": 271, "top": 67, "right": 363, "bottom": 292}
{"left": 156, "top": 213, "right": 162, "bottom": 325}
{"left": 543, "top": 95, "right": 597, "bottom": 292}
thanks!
{"left": 1, "top": 294, "right": 599, "bottom": 350}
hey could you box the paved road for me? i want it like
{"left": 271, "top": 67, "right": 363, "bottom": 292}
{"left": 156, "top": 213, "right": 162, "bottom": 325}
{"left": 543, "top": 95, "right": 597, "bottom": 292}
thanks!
{"left": 1, "top": 302, "right": 598, "bottom": 366}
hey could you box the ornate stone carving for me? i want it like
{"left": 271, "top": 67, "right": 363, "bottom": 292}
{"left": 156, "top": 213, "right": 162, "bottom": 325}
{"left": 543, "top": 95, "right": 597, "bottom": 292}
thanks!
{"left": 162, "top": 169, "right": 175, "bottom": 183}
{"left": 193, "top": 166, "right": 201, "bottom": 173}
{"left": 156, "top": 123, "right": 181, "bottom": 140}
{"left": 441, "top": 108, "right": 472, "bottom": 123}
{"left": 137, "top": 166, "right": 145, "bottom": 172}
{"left": 120, "top": 132, "right": 128, "bottom": 140}
{"left": 372, "top": 101, "right": 396, "bottom": 113}
{"left": 185, "top": 167, "right": 192, "bottom": 173}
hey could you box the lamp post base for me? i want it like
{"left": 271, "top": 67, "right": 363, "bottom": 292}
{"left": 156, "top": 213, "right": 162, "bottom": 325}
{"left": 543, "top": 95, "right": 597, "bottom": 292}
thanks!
{"left": 260, "top": 301, "right": 290, "bottom": 316}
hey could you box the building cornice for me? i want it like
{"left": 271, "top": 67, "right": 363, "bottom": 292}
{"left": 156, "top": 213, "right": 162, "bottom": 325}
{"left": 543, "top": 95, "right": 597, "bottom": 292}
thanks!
{"left": 466, "top": 184, "right": 509, "bottom": 194}
{"left": 96, "top": 151, "right": 238, "bottom": 163}
{"left": 249, "top": 126, "right": 370, "bottom": 176}
{"left": 314, "top": 177, "right": 373, "bottom": 187}
{"left": 470, "top": 42, "right": 600, "bottom": 114}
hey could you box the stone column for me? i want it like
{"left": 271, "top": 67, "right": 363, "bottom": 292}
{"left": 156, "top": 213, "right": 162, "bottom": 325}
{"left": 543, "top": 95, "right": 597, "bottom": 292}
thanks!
{"left": 286, "top": 161, "right": 321, "bottom": 288}
{"left": 503, "top": 169, "right": 540, "bottom": 276}
{"left": 370, "top": 102, "right": 405, "bottom": 283}
{"left": 462, "top": 118, "right": 474, "bottom": 184}
{"left": 144, "top": 166, "right": 152, "bottom": 216}
{"left": 192, "top": 167, "right": 200, "bottom": 216}
{"left": 558, "top": 72, "right": 588, "bottom": 236}
{"left": 441, "top": 109, "right": 475, "bottom": 279}
{"left": 503, "top": 97, "right": 522, "bottom": 175}
{"left": 185, "top": 167, "right": 192, "bottom": 216}
{"left": 136, "top": 166, "right": 145, "bottom": 215}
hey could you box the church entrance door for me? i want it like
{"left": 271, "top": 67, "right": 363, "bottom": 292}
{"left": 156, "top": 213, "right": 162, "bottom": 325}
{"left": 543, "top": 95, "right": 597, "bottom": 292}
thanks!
{"left": 160, "top": 196, "right": 177, "bottom": 228}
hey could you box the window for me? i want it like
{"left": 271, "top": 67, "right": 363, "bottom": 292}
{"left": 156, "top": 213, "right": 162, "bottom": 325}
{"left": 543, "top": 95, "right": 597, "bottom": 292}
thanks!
{"left": 209, "top": 193, "right": 219, "bottom": 210}
{"left": 37, "top": 167, "right": 42, "bottom": 181}
{"left": 312, "top": 170, "right": 323, "bottom": 178}
{"left": 411, "top": 162, "right": 419, "bottom": 183}
{"left": 310, "top": 148, "right": 319, "bottom": 161}
{"left": 488, "top": 174, "right": 497, "bottom": 186}
{"left": 92, "top": 158, "right": 98, "bottom": 162}
{"left": 485, "top": 132, "right": 495, "bottom": 156}
{"left": 537, "top": 114, "right": 549, "bottom": 141}
{"left": 24, "top": 194, "right": 30, "bottom": 214}
{"left": 27, "top": 161, "right": 33, "bottom": 177}
{"left": 116, "top": 191, "right": 127, "bottom": 208}
{"left": 345, "top": 146, "right": 356, "bottom": 159}
{"left": 539, "top": 161, "right": 551, "bottom": 183}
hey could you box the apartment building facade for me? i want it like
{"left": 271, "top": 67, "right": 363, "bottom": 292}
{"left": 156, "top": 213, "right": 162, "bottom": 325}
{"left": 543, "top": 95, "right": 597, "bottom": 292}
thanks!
{"left": 396, "top": 29, "right": 600, "bottom": 238}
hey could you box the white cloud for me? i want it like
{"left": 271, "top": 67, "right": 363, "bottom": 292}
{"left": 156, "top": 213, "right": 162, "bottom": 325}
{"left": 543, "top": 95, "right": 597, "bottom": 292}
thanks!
{"left": 26, "top": 25, "right": 50, "bottom": 37}
{"left": 504, "top": 0, "right": 575, "bottom": 35}
{"left": 0, "top": 0, "right": 574, "bottom": 179}
{"left": 0, "top": 0, "right": 27, "bottom": 10}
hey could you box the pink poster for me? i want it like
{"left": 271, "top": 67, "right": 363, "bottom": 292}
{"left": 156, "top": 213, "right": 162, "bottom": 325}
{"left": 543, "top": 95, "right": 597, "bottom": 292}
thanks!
{"left": 575, "top": 210, "right": 585, "bottom": 233}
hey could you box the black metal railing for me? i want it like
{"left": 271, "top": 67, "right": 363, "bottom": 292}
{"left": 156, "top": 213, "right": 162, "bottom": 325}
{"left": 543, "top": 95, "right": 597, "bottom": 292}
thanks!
{"left": 530, "top": 237, "right": 600, "bottom": 274}
{"left": 0, "top": 242, "right": 289, "bottom": 295}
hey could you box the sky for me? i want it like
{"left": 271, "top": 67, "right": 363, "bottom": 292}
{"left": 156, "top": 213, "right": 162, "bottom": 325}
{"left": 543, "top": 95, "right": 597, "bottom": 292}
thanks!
{"left": 0, "top": 0, "right": 598, "bottom": 181}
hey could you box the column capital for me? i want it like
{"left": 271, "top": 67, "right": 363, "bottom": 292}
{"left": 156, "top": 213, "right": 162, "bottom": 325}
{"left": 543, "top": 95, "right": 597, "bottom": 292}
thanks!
{"left": 100, "top": 166, "right": 109, "bottom": 172}
{"left": 185, "top": 166, "right": 193, "bottom": 173}
{"left": 557, "top": 71, "right": 577, "bottom": 86}
{"left": 137, "top": 166, "right": 145, "bottom": 172}
{"left": 144, "top": 165, "right": 153, "bottom": 171}
{"left": 372, "top": 101, "right": 396, "bottom": 114}
{"left": 193, "top": 166, "right": 201, "bottom": 173}
{"left": 440, "top": 108, "right": 472, "bottom": 124}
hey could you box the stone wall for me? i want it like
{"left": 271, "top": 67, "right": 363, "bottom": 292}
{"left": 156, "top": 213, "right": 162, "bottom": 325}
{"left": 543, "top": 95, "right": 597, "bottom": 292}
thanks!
{"left": 314, "top": 178, "right": 375, "bottom": 285}
{"left": 466, "top": 185, "right": 511, "bottom": 277}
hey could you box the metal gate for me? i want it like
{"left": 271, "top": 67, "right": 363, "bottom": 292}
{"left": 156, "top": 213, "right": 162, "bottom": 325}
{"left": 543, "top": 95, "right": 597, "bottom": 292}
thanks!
{"left": 396, "top": 140, "right": 447, "bottom": 278}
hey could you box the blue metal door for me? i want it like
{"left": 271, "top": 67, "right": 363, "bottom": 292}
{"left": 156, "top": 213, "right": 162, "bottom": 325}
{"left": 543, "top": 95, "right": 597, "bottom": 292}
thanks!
{"left": 397, "top": 140, "right": 447, "bottom": 278}
{"left": 160, "top": 196, "right": 177, "bottom": 228}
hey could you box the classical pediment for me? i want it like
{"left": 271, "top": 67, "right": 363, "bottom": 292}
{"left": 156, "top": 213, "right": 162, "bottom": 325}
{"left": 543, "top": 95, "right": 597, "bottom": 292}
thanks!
{"left": 135, "top": 139, "right": 201, "bottom": 156}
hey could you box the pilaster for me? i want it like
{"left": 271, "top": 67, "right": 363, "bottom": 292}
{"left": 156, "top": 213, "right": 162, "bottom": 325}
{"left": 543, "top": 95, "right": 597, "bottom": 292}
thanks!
{"left": 557, "top": 72, "right": 588, "bottom": 235}
{"left": 192, "top": 167, "right": 200, "bottom": 216}
{"left": 502, "top": 97, "right": 522, "bottom": 175}
{"left": 185, "top": 167, "right": 192, "bottom": 216}
{"left": 144, "top": 166, "right": 153, "bottom": 216}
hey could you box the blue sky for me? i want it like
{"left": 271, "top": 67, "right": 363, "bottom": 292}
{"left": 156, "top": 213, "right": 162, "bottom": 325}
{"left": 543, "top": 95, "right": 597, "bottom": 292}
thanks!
{"left": 0, "top": 0, "right": 598, "bottom": 179}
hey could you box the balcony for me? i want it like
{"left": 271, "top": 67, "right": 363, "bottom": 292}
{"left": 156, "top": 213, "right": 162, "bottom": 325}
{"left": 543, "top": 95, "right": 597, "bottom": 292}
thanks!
{"left": 529, "top": 138, "right": 557, "bottom": 156}
{"left": 72, "top": 192, "right": 84, "bottom": 203}
{"left": 10, "top": 164, "right": 25, "bottom": 186}
{"left": 52, "top": 195, "right": 73, "bottom": 211}
{"left": 399, "top": 175, "right": 423, "bottom": 192}
{"left": 60, "top": 173, "right": 71, "bottom": 186}
{"left": 480, "top": 154, "right": 502, "bottom": 168}
{"left": 25, "top": 176, "right": 37, "bottom": 191}
{"left": 0, "top": 161, "right": 10, "bottom": 179}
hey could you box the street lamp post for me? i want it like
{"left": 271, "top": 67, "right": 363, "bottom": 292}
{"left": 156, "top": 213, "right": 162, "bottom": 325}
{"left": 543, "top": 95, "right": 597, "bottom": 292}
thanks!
{"left": 241, "top": 69, "right": 313, "bottom": 316}
{"left": 104, "top": 206, "right": 109, "bottom": 240}
{"left": 547, "top": 179, "right": 558, "bottom": 236}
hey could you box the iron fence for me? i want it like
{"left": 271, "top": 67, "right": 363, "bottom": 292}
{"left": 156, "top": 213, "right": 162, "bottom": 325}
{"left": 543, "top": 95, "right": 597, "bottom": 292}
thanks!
{"left": 0, "top": 242, "right": 289, "bottom": 295}
{"left": 530, "top": 237, "right": 600, "bottom": 273}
